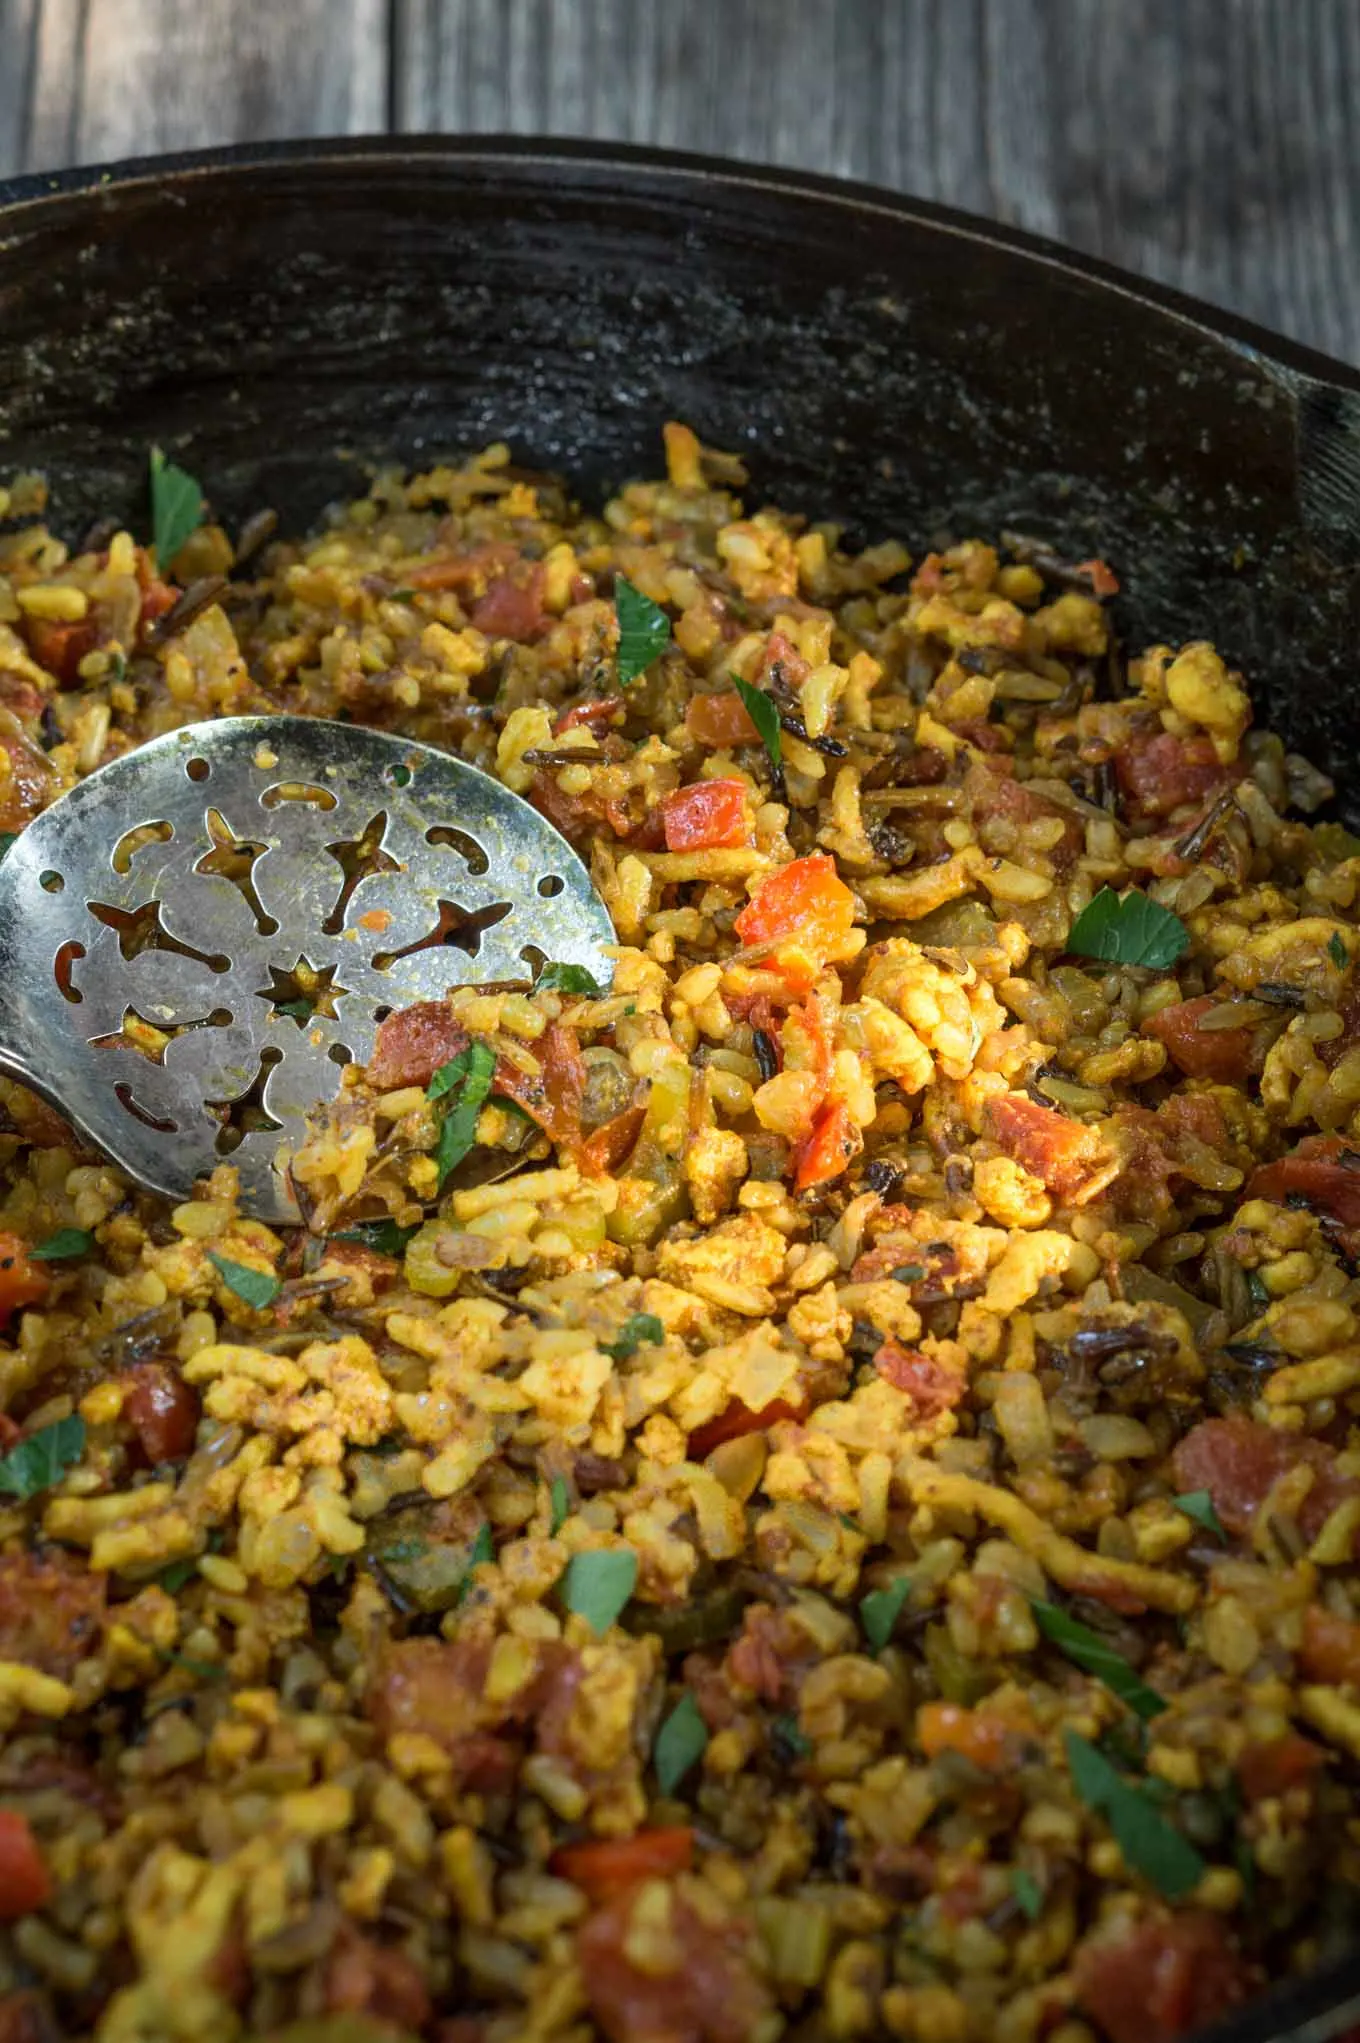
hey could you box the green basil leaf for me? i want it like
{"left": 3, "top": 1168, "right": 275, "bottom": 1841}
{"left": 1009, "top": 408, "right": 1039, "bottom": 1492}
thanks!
{"left": 30, "top": 1228, "right": 93, "bottom": 1261}
{"left": 1066, "top": 886, "right": 1189, "bottom": 970}
{"left": 332, "top": 1220, "right": 419, "bottom": 1257}
{"left": 859, "top": 1575, "right": 911, "bottom": 1655}
{"left": 149, "top": 445, "right": 205, "bottom": 570}
{"left": 772, "top": 1712, "right": 812, "bottom": 1760}
{"left": 654, "top": 1690, "right": 709, "bottom": 1794}
{"left": 1032, "top": 1599, "right": 1167, "bottom": 1721}
{"left": 1011, "top": 1867, "right": 1044, "bottom": 1921}
{"left": 1329, "top": 931, "right": 1349, "bottom": 971}
{"left": 602, "top": 1312, "right": 665, "bottom": 1361}
{"left": 562, "top": 1547, "right": 638, "bottom": 1635}
{"left": 549, "top": 1475, "right": 570, "bottom": 1536}
{"left": 1065, "top": 1731, "right": 1205, "bottom": 1900}
{"left": 731, "top": 676, "right": 783, "bottom": 778}
{"left": 275, "top": 997, "right": 312, "bottom": 1022}
{"left": 0, "top": 1413, "right": 86, "bottom": 1500}
{"left": 1173, "top": 1490, "right": 1226, "bottom": 1542}
{"left": 429, "top": 1041, "right": 498, "bottom": 1186}
{"left": 207, "top": 1253, "right": 282, "bottom": 1311}
{"left": 615, "top": 576, "right": 671, "bottom": 686}
{"left": 536, "top": 962, "right": 606, "bottom": 998}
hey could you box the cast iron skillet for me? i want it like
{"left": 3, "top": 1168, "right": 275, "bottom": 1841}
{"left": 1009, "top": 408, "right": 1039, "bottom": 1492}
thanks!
{"left": 2, "top": 135, "right": 1360, "bottom": 2043}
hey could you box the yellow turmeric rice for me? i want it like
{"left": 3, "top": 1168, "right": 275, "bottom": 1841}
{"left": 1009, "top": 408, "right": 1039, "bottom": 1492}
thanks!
{"left": 0, "top": 426, "right": 1354, "bottom": 2042}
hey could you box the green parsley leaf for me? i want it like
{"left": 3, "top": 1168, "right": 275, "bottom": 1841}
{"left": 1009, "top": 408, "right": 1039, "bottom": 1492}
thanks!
{"left": 860, "top": 1575, "right": 911, "bottom": 1654}
{"left": 0, "top": 833, "right": 16, "bottom": 863}
{"left": 30, "top": 1228, "right": 93, "bottom": 1261}
{"left": 332, "top": 1219, "right": 419, "bottom": 1257}
{"left": 149, "top": 445, "right": 205, "bottom": 570}
{"left": 562, "top": 1547, "right": 638, "bottom": 1635}
{"left": 536, "top": 962, "right": 606, "bottom": 998}
{"left": 1330, "top": 931, "right": 1350, "bottom": 971}
{"left": 156, "top": 1555, "right": 199, "bottom": 1594}
{"left": 731, "top": 676, "right": 783, "bottom": 779}
{"left": 615, "top": 576, "right": 671, "bottom": 686}
{"left": 0, "top": 1413, "right": 85, "bottom": 1500}
{"left": 1032, "top": 1600, "right": 1167, "bottom": 1721}
{"left": 891, "top": 1263, "right": 925, "bottom": 1283}
{"left": 207, "top": 1253, "right": 281, "bottom": 1311}
{"left": 602, "top": 1312, "right": 665, "bottom": 1361}
{"left": 549, "top": 1475, "right": 571, "bottom": 1536}
{"left": 1066, "top": 886, "right": 1189, "bottom": 970}
{"left": 654, "top": 1690, "right": 709, "bottom": 1794}
{"left": 1065, "top": 1731, "right": 1205, "bottom": 1899}
{"left": 1011, "top": 1867, "right": 1044, "bottom": 1921}
{"left": 1173, "top": 1490, "right": 1226, "bottom": 1542}
{"left": 428, "top": 1041, "right": 498, "bottom": 1186}
{"left": 772, "top": 1712, "right": 813, "bottom": 1760}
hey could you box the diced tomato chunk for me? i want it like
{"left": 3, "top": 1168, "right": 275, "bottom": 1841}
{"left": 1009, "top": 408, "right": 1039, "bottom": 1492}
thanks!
{"left": 1299, "top": 1603, "right": 1360, "bottom": 1686}
{"left": 793, "top": 1098, "right": 861, "bottom": 1190}
{"left": 1073, "top": 1912, "right": 1255, "bottom": 2043}
{"left": 1171, "top": 1416, "right": 1359, "bottom": 1546}
{"left": 1142, "top": 995, "right": 1257, "bottom": 1082}
{"left": 917, "top": 1700, "right": 1028, "bottom": 1772}
{"left": 555, "top": 696, "right": 622, "bottom": 735}
{"left": 0, "top": 1236, "right": 49, "bottom": 1323}
{"left": 469, "top": 564, "right": 548, "bottom": 641}
{"left": 367, "top": 1002, "right": 469, "bottom": 1090}
{"left": 1247, "top": 1134, "right": 1360, "bottom": 1228}
{"left": 985, "top": 1094, "right": 1106, "bottom": 1202}
{"left": 662, "top": 777, "right": 750, "bottom": 852}
{"left": 405, "top": 541, "right": 519, "bottom": 593}
{"left": 734, "top": 854, "right": 858, "bottom": 990}
{"left": 1113, "top": 731, "right": 1239, "bottom": 824}
{"left": 123, "top": 1364, "right": 200, "bottom": 1463}
{"left": 551, "top": 1827, "right": 694, "bottom": 1901}
{"left": 579, "top": 1886, "right": 772, "bottom": 2043}
{"left": 138, "top": 578, "right": 179, "bottom": 628}
{"left": 688, "top": 1395, "right": 808, "bottom": 1461}
{"left": 873, "top": 1340, "right": 964, "bottom": 1417}
{"left": 686, "top": 690, "right": 760, "bottom": 748}
{"left": 0, "top": 1814, "right": 50, "bottom": 1921}
{"left": 1236, "top": 1731, "right": 1325, "bottom": 1802}
{"left": 23, "top": 618, "right": 96, "bottom": 687}
{"left": 0, "top": 1552, "right": 105, "bottom": 1677}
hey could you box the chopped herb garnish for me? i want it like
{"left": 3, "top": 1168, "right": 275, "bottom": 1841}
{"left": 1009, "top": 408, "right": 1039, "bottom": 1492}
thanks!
{"left": 772, "top": 1712, "right": 813, "bottom": 1760}
{"left": 838, "top": 1511, "right": 861, "bottom": 1533}
{"left": 156, "top": 1555, "right": 199, "bottom": 1594}
{"left": 561, "top": 1547, "right": 638, "bottom": 1635}
{"left": 654, "top": 1690, "right": 709, "bottom": 1794}
{"left": 30, "top": 1228, "right": 93, "bottom": 1261}
{"left": 1330, "top": 931, "right": 1350, "bottom": 971}
{"left": 614, "top": 576, "right": 671, "bottom": 686}
{"left": 0, "top": 1413, "right": 85, "bottom": 1500}
{"left": 158, "top": 1647, "right": 226, "bottom": 1681}
{"left": 536, "top": 961, "right": 606, "bottom": 998}
{"left": 602, "top": 1312, "right": 665, "bottom": 1361}
{"left": 325, "top": 1552, "right": 354, "bottom": 1581}
{"left": 1032, "top": 1600, "right": 1167, "bottom": 1721}
{"left": 149, "top": 445, "right": 205, "bottom": 569}
{"left": 0, "top": 834, "right": 16, "bottom": 863}
{"left": 732, "top": 676, "right": 783, "bottom": 780}
{"left": 1066, "top": 886, "right": 1189, "bottom": 970}
{"left": 466, "top": 1522, "right": 494, "bottom": 1572}
{"left": 1065, "top": 1731, "right": 1205, "bottom": 1899}
{"left": 860, "top": 1575, "right": 911, "bottom": 1655}
{"left": 1173, "top": 1490, "right": 1226, "bottom": 1542}
{"left": 1244, "top": 1268, "right": 1271, "bottom": 1315}
{"left": 275, "top": 997, "right": 312, "bottom": 1022}
{"left": 891, "top": 1263, "right": 925, "bottom": 1283}
{"left": 427, "top": 1040, "right": 498, "bottom": 1186}
{"left": 332, "top": 1219, "right": 419, "bottom": 1257}
{"left": 1012, "top": 1867, "right": 1044, "bottom": 1921}
{"left": 207, "top": 1253, "right": 281, "bottom": 1311}
{"left": 549, "top": 1475, "right": 570, "bottom": 1536}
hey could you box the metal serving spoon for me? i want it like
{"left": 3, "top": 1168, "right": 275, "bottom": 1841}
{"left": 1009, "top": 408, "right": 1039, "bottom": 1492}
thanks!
{"left": 0, "top": 716, "right": 614, "bottom": 1223}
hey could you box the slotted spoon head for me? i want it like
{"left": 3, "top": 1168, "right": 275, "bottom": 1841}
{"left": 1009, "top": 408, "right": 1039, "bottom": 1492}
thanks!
{"left": 0, "top": 716, "right": 614, "bottom": 1224}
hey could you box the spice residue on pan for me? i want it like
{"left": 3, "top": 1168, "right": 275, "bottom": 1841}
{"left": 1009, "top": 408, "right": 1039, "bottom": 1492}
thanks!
{"left": 0, "top": 426, "right": 1355, "bottom": 2042}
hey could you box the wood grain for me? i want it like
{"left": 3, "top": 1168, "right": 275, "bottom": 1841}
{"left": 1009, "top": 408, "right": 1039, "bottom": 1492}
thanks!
{"left": 393, "top": 0, "right": 1360, "bottom": 364}
{"left": 2, "top": 0, "right": 1358, "bottom": 364}
{"left": 13, "top": 0, "right": 388, "bottom": 177}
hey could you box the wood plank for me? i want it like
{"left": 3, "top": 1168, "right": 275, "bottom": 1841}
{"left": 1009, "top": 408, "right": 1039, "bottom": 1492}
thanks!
{"left": 20, "top": 0, "right": 390, "bottom": 176}
{"left": 0, "top": 0, "right": 41, "bottom": 180}
{"left": 393, "top": 0, "right": 1360, "bottom": 363}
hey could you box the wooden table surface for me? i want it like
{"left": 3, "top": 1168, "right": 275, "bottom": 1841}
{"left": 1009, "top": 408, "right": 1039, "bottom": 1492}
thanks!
{"left": 1, "top": 0, "right": 1359, "bottom": 365}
